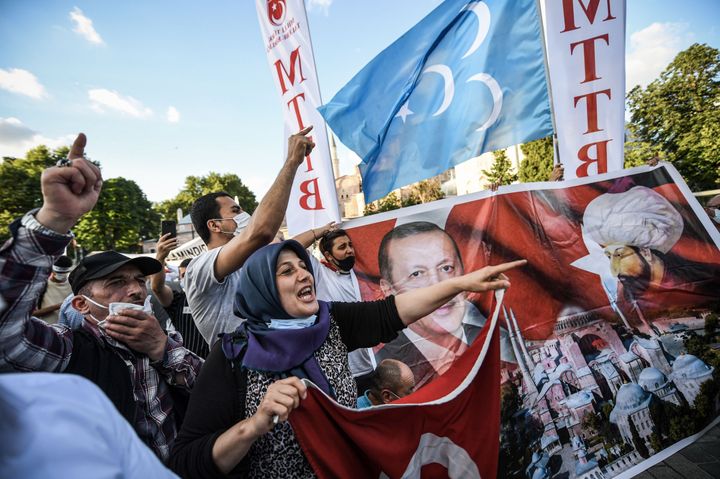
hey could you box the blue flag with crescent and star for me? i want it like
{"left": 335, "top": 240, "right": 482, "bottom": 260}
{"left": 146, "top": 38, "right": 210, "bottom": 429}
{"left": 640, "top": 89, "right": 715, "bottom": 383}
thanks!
{"left": 319, "top": 0, "right": 553, "bottom": 203}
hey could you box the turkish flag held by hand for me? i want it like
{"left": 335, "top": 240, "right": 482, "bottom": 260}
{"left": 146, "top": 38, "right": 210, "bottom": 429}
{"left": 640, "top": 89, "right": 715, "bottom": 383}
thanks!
{"left": 290, "top": 294, "right": 504, "bottom": 479}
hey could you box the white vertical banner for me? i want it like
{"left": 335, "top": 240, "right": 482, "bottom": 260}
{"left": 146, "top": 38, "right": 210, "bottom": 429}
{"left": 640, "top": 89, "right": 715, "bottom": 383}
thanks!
{"left": 255, "top": 0, "right": 340, "bottom": 235}
{"left": 542, "top": 0, "right": 626, "bottom": 179}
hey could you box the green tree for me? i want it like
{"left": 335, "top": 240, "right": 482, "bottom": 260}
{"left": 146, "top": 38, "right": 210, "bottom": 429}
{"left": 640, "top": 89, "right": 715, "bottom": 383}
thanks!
{"left": 623, "top": 124, "right": 660, "bottom": 168}
{"left": 364, "top": 178, "right": 445, "bottom": 216}
{"left": 364, "top": 192, "right": 401, "bottom": 216}
{"left": 73, "top": 178, "right": 160, "bottom": 252}
{"left": 669, "top": 409, "right": 696, "bottom": 441}
{"left": 694, "top": 379, "right": 719, "bottom": 425}
{"left": 155, "top": 172, "right": 258, "bottom": 220}
{"left": 649, "top": 432, "right": 663, "bottom": 453}
{"left": 626, "top": 43, "right": 720, "bottom": 191}
{"left": 498, "top": 381, "right": 543, "bottom": 478}
{"left": 401, "top": 179, "right": 445, "bottom": 207}
{"left": 483, "top": 149, "right": 518, "bottom": 186}
{"left": 704, "top": 313, "right": 718, "bottom": 340}
{"left": 519, "top": 136, "right": 554, "bottom": 182}
{"left": 0, "top": 145, "right": 71, "bottom": 242}
{"left": 628, "top": 418, "right": 649, "bottom": 458}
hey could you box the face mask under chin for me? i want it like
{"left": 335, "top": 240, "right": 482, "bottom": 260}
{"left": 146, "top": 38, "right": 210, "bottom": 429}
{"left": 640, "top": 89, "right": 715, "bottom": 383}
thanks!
{"left": 333, "top": 255, "right": 355, "bottom": 271}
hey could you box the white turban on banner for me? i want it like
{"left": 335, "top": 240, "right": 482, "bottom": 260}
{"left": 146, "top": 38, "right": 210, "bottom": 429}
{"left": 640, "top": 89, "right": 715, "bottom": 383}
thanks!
{"left": 583, "top": 186, "right": 683, "bottom": 253}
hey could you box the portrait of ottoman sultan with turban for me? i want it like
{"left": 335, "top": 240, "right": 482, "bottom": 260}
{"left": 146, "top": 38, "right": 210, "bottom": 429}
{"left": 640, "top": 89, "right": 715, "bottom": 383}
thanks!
{"left": 582, "top": 185, "right": 720, "bottom": 308}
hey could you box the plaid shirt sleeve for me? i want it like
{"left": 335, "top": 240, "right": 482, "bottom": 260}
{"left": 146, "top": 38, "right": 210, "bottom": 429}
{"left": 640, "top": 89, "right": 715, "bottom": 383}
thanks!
{"left": 0, "top": 211, "right": 75, "bottom": 372}
{"left": 151, "top": 331, "right": 204, "bottom": 390}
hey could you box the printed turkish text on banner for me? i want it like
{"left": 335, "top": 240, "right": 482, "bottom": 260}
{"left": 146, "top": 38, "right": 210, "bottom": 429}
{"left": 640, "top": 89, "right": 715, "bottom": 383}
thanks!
{"left": 255, "top": 0, "right": 340, "bottom": 234}
{"left": 543, "top": 0, "right": 626, "bottom": 178}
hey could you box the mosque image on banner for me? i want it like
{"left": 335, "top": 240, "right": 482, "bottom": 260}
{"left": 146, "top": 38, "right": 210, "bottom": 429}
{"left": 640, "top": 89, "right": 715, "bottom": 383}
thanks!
{"left": 344, "top": 163, "right": 720, "bottom": 479}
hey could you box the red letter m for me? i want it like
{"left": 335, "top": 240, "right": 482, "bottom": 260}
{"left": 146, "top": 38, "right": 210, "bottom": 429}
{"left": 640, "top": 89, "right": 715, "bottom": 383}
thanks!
{"left": 561, "top": 0, "right": 616, "bottom": 32}
{"left": 274, "top": 46, "right": 307, "bottom": 95}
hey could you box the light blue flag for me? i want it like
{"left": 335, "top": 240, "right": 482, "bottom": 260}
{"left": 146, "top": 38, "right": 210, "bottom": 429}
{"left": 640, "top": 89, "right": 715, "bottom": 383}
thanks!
{"left": 319, "top": 0, "right": 553, "bottom": 203}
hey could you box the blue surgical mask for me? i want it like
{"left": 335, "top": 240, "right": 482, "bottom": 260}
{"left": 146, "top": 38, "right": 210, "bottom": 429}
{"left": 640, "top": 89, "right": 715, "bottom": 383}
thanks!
{"left": 268, "top": 316, "right": 317, "bottom": 330}
{"left": 712, "top": 208, "right": 720, "bottom": 225}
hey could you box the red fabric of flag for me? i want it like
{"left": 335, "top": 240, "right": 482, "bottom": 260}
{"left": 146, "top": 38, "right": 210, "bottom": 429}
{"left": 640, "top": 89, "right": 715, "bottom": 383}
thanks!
{"left": 290, "top": 310, "right": 502, "bottom": 478}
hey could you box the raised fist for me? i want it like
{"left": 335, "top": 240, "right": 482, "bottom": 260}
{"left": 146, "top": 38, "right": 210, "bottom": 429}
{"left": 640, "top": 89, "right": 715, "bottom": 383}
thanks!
{"left": 36, "top": 133, "right": 103, "bottom": 233}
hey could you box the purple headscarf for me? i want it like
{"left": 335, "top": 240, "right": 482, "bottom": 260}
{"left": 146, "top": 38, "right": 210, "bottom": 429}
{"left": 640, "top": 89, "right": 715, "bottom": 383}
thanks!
{"left": 224, "top": 240, "right": 334, "bottom": 396}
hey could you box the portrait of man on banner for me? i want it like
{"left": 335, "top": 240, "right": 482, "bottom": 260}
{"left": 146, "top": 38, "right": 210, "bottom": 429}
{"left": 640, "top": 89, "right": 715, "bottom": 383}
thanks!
{"left": 346, "top": 164, "right": 720, "bottom": 478}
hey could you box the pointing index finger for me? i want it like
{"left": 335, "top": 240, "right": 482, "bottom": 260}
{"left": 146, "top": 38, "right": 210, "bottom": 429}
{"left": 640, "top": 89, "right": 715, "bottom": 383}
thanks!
{"left": 296, "top": 125, "right": 313, "bottom": 136}
{"left": 488, "top": 259, "right": 527, "bottom": 276}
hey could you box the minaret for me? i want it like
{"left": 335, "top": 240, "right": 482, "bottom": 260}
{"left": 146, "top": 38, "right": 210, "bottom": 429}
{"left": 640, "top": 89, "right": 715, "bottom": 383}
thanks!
{"left": 330, "top": 134, "right": 340, "bottom": 180}
{"left": 504, "top": 307, "right": 538, "bottom": 398}
{"left": 510, "top": 309, "right": 535, "bottom": 369}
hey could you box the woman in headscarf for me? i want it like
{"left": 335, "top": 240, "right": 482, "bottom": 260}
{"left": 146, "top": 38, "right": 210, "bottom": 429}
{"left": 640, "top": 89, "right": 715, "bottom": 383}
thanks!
{"left": 169, "top": 240, "right": 524, "bottom": 478}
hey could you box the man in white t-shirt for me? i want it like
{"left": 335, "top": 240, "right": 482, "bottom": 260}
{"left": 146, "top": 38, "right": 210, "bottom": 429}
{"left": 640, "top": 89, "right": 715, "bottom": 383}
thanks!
{"left": 183, "top": 127, "right": 316, "bottom": 347}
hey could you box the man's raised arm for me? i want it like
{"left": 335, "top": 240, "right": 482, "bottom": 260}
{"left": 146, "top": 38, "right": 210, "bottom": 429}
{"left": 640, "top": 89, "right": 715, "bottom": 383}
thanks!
{"left": 0, "top": 133, "right": 102, "bottom": 372}
{"left": 213, "top": 126, "right": 316, "bottom": 281}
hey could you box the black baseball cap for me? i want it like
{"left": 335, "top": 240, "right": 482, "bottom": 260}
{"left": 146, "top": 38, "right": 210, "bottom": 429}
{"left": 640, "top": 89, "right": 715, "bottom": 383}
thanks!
{"left": 69, "top": 251, "right": 163, "bottom": 294}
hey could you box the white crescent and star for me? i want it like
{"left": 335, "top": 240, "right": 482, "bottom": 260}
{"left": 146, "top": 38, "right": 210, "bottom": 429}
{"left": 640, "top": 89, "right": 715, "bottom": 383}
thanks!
{"left": 395, "top": 100, "right": 414, "bottom": 123}
{"left": 378, "top": 433, "right": 481, "bottom": 479}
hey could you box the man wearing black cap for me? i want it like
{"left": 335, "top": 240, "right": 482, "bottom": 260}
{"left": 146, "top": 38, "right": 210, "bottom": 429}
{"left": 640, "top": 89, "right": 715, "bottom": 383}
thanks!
{"left": 0, "top": 133, "right": 202, "bottom": 462}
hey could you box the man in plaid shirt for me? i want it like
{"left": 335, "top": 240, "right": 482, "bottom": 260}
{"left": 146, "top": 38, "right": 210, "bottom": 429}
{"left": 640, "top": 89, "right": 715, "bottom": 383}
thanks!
{"left": 0, "top": 134, "right": 203, "bottom": 461}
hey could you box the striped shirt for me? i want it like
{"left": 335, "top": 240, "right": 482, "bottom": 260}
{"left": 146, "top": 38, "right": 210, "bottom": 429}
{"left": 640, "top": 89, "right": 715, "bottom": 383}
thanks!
{"left": 164, "top": 290, "right": 209, "bottom": 359}
{"left": 0, "top": 211, "right": 204, "bottom": 461}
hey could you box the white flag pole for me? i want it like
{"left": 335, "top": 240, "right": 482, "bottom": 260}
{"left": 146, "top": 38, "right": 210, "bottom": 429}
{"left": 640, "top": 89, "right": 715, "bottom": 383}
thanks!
{"left": 535, "top": 0, "right": 562, "bottom": 166}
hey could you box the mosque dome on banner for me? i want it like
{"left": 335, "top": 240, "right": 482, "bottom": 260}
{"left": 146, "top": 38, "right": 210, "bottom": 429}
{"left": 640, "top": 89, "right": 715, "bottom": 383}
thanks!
{"left": 553, "top": 305, "right": 601, "bottom": 334}
{"left": 638, "top": 367, "right": 668, "bottom": 392}
{"left": 672, "top": 354, "right": 714, "bottom": 380}
{"left": 609, "top": 383, "right": 652, "bottom": 423}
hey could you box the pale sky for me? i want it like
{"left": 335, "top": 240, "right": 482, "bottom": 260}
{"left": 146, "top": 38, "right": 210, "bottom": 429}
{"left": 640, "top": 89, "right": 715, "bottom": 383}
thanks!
{"left": 1, "top": 0, "right": 718, "bottom": 202}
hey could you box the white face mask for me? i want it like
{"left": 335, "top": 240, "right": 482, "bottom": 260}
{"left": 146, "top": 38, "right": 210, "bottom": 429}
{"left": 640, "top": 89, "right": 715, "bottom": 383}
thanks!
{"left": 217, "top": 212, "right": 251, "bottom": 237}
{"left": 82, "top": 295, "right": 153, "bottom": 328}
{"left": 232, "top": 212, "right": 251, "bottom": 235}
{"left": 53, "top": 272, "right": 69, "bottom": 282}
{"left": 268, "top": 316, "right": 317, "bottom": 330}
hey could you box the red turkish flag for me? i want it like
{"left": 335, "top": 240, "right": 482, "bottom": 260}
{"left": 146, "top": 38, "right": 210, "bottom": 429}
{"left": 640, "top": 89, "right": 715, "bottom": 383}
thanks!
{"left": 290, "top": 296, "right": 503, "bottom": 479}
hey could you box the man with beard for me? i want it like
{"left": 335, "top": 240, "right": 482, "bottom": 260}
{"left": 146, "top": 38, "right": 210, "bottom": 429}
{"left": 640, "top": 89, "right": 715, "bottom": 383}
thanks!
{"left": 583, "top": 185, "right": 720, "bottom": 312}
{"left": 375, "top": 221, "right": 514, "bottom": 388}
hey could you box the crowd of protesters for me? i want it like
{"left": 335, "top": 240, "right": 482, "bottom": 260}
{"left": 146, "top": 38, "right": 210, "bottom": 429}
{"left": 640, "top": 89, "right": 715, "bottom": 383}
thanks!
{"left": 1, "top": 129, "right": 718, "bottom": 479}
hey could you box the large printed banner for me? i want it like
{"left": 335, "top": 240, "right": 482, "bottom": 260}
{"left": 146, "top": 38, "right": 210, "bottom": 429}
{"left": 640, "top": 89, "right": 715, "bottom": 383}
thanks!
{"left": 255, "top": 0, "right": 340, "bottom": 235}
{"left": 543, "top": 0, "right": 626, "bottom": 179}
{"left": 336, "top": 163, "right": 719, "bottom": 478}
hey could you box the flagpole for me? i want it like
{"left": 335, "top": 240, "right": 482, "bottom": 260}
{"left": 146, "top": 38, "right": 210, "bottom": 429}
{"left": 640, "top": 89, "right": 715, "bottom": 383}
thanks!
{"left": 300, "top": 1, "right": 342, "bottom": 211}
{"left": 534, "top": 0, "right": 562, "bottom": 166}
